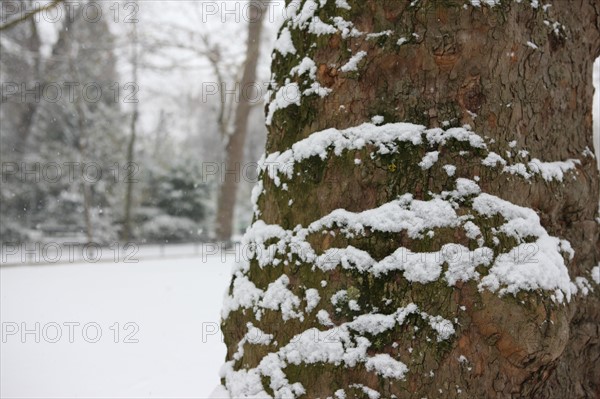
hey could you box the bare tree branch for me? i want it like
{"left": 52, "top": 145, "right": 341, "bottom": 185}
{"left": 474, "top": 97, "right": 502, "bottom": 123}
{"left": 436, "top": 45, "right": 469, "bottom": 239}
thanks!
{"left": 0, "top": 0, "right": 64, "bottom": 32}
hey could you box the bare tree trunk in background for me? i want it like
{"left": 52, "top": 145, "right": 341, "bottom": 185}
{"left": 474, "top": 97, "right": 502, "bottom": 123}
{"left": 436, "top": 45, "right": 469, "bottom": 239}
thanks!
{"left": 71, "top": 71, "right": 94, "bottom": 244}
{"left": 2, "top": 9, "right": 42, "bottom": 159}
{"left": 122, "top": 15, "right": 138, "bottom": 242}
{"left": 215, "top": 0, "right": 268, "bottom": 242}
{"left": 153, "top": 109, "right": 167, "bottom": 158}
{"left": 1, "top": 3, "right": 43, "bottom": 231}
{"left": 64, "top": 19, "right": 93, "bottom": 244}
{"left": 74, "top": 112, "right": 93, "bottom": 244}
{"left": 13, "top": 18, "right": 40, "bottom": 158}
{"left": 222, "top": 1, "right": 600, "bottom": 398}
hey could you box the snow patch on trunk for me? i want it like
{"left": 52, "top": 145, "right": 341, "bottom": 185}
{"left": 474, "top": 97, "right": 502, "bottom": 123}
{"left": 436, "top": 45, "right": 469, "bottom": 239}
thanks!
{"left": 219, "top": 303, "right": 449, "bottom": 398}
{"left": 220, "top": 120, "right": 595, "bottom": 398}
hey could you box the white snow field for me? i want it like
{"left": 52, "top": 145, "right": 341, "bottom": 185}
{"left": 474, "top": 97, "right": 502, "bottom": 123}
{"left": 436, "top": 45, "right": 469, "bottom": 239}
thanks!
{"left": 0, "top": 253, "right": 234, "bottom": 398}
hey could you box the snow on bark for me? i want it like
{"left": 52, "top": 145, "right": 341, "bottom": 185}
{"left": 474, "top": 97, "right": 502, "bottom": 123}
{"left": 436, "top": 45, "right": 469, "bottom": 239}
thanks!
{"left": 339, "top": 51, "right": 367, "bottom": 72}
{"left": 216, "top": 1, "right": 600, "bottom": 396}
{"left": 218, "top": 120, "right": 594, "bottom": 398}
{"left": 219, "top": 303, "right": 454, "bottom": 397}
{"left": 591, "top": 265, "right": 600, "bottom": 284}
{"left": 265, "top": 82, "right": 301, "bottom": 126}
{"left": 265, "top": 0, "right": 407, "bottom": 126}
{"left": 273, "top": 27, "right": 296, "bottom": 56}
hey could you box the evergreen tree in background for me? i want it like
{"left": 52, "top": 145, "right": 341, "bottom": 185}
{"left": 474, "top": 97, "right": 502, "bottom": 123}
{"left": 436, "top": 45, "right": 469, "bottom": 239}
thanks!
{"left": 1, "top": 2, "right": 126, "bottom": 243}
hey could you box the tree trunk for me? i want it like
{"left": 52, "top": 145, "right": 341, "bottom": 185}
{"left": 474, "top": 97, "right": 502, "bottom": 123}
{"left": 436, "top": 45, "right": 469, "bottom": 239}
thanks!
{"left": 5, "top": 16, "right": 41, "bottom": 159}
{"left": 215, "top": 0, "right": 268, "bottom": 242}
{"left": 122, "top": 16, "right": 139, "bottom": 243}
{"left": 73, "top": 92, "right": 93, "bottom": 244}
{"left": 68, "top": 38, "right": 94, "bottom": 244}
{"left": 221, "top": 1, "right": 600, "bottom": 398}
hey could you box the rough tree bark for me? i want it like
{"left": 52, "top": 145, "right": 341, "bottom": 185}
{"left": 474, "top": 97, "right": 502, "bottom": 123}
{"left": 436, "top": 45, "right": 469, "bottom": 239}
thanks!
{"left": 221, "top": 1, "right": 600, "bottom": 398}
{"left": 215, "top": 0, "right": 269, "bottom": 242}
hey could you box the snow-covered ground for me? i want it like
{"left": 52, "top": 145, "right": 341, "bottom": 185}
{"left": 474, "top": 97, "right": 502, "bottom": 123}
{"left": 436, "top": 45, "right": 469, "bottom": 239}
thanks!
{"left": 0, "top": 253, "right": 233, "bottom": 398}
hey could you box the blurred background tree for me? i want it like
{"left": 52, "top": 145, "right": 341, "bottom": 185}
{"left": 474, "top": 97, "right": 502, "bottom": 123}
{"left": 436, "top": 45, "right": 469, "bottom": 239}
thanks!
{"left": 0, "top": 0, "right": 276, "bottom": 245}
